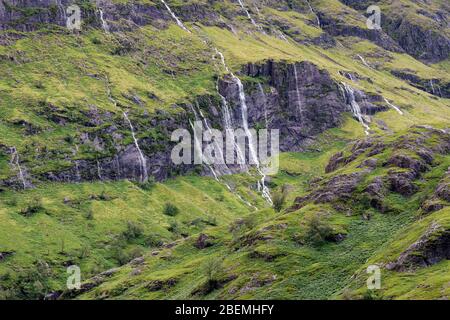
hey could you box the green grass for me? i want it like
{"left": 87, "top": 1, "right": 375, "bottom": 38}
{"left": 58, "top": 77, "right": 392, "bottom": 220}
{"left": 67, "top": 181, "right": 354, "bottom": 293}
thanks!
{"left": 0, "top": 176, "right": 254, "bottom": 298}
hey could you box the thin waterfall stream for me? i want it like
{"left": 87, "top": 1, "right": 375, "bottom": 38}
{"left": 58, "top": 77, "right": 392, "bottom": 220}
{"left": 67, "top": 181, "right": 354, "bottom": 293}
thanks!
{"left": 160, "top": 0, "right": 191, "bottom": 33}
{"left": 383, "top": 98, "right": 404, "bottom": 115}
{"left": 357, "top": 54, "right": 372, "bottom": 69}
{"left": 98, "top": 8, "right": 110, "bottom": 33}
{"left": 341, "top": 83, "right": 370, "bottom": 135}
{"left": 232, "top": 74, "right": 273, "bottom": 204}
{"left": 236, "top": 0, "right": 265, "bottom": 33}
{"left": 123, "top": 112, "right": 148, "bottom": 183}
{"left": 10, "top": 147, "right": 29, "bottom": 189}
{"left": 158, "top": 3, "right": 271, "bottom": 205}
{"left": 305, "top": 0, "right": 321, "bottom": 27}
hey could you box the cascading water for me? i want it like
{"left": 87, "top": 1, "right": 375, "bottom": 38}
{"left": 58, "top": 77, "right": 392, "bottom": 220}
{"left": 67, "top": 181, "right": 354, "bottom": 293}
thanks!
{"left": 160, "top": 0, "right": 191, "bottom": 33}
{"left": 305, "top": 0, "right": 321, "bottom": 27}
{"left": 193, "top": 103, "right": 231, "bottom": 176}
{"left": 123, "top": 112, "right": 148, "bottom": 183}
{"left": 341, "top": 83, "right": 370, "bottom": 135}
{"left": 383, "top": 98, "right": 403, "bottom": 115}
{"left": 232, "top": 75, "right": 273, "bottom": 204}
{"left": 189, "top": 119, "right": 219, "bottom": 181}
{"left": 357, "top": 54, "right": 371, "bottom": 69}
{"left": 429, "top": 79, "right": 441, "bottom": 97}
{"left": 216, "top": 80, "right": 248, "bottom": 172}
{"left": 430, "top": 79, "right": 435, "bottom": 95}
{"left": 97, "top": 160, "right": 103, "bottom": 180}
{"left": 148, "top": 6, "right": 269, "bottom": 205}
{"left": 98, "top": 8, "right": 110, "bottom": 33}
{"left": 10, "top": 147, "right": 29, "bottom": 189}
{"left": 213, "top": 47, "right": 272, "bottom": 204}
{"left": 190, "top": 115, "right": 255, "bottom": 209}
{"left": 236, "top": 0, "right": 265, "bottom": 33}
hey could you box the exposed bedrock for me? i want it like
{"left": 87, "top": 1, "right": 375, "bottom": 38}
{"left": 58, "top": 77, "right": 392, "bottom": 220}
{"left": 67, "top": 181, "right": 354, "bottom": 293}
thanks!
{"left": 0, "top": 60, "right": 395, "bottom": 188}
{"left": 218, "top": 60, "right": 348, "bottom": 152}
{"left": 386, "top": 222, "right": 450, "bottom": 272}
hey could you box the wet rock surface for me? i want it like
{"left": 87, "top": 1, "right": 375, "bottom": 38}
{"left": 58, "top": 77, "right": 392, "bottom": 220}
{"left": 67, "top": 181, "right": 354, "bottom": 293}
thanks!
{"left": 218, "top": 60, "right": 348, "bottom": 152}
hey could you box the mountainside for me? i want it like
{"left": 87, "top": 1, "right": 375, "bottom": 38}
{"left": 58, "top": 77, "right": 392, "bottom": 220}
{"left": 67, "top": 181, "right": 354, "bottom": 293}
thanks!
{"left": 0, "top": 0, "right": 449, "bottom": 300}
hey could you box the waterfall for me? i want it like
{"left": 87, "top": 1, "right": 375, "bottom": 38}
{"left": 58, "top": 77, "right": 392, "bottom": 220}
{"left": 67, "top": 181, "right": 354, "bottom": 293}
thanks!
{"left": 293, "top": 65, "right": 304, "bottom": 118}
{"left": 305, "top": 0, "right": 321, "bottom": 27}
{"left": 383, "top": 98, "right": 403, "bottom": 115}
{"left": 430, "top": 79, "right": 436, "bottom": 95}
{"left": 97, "top": 160, "right": 103, "bottom": 180}
{"left": 232, "top": 74, "right": 273, "bottom": 204}
{"left": 194, "top": 103, "right": 231, "bottom": 176}
{"left": 341, "top": 83, "right": 370, "bottom": 135}
{"left": 10, "top": 147, "right": 29, "bottom": 189}
{"left": 218, "top": 86, "right": 248, "bottom": 172}
{"left": 220, "top": 92, "right": 234, "bottom": 130}
{"left": 189, "top": 118, "right": 220, "bottom": 181}
{"left": 123, "top": 112, "right": 148, "bottom": 183}
{"left": 357, "top": 54, "right": 371, "bottom": 69}
{"left": 213, "top": 47, "right": 272, "bottom": 204}
{"left": 430, "top": 79, "right": 443, "bottom": 97}
{"left": 214, "top": 48, "right": 231, "bottom": 74}
{"left": 236, "top": 0, "right": 265, "bottom": 33}
{"left": 275, "top": 29, "right": 289, "bottom": 42}
{"left": 160, "top": 0, "right": 191, "bottom": 33}
{"left": 98, "top": 8, "right": 110, "bottom": 33}
{"left": 191, "top": 106, "right": 255, "bottom": 209}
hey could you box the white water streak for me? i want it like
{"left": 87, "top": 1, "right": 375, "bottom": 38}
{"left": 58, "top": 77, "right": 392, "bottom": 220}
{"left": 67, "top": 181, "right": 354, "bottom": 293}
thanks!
{"left": 342, "top": 83, "right": 370, "bottom": 135}
{"left": 97, "top": 160, "right": 103, "bottom": 180}
{"left": 305, "top": 0, "right": 320, "bottom": 27}
{"left": 160, "top": 0, "right": 191, "bottom": 33}
{"left": 430, "top": 79, "right": 436, "bottom": 95}
{"left": 236, "top": 0, "right": 265, "bottom": 33}
{"left": 232, "top": 74, "right": 272, "bottom": 204}
{"left": 123, "top": 112, "right": 148, "bottom": 183}
{"left": 10, "top": 147, "right": 28, "bottom": 189}
{"left": 214, "top": 47, "right": 272, "bottom": 204}
{"left": 357, "top": 54, "right": 372, "bottom": 69}
{"left": 383, "top": 98, "right": 403, "bottom": 115}
{"left": 98, "top": 9, "right": 109, "bottom": 33}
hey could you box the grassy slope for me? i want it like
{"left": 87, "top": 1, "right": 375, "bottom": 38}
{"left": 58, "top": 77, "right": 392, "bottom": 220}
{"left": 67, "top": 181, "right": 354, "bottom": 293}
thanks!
{"left": 77, "top": 127, "right": 450, "bottom": 300}
{"left": 0, "top": 176, "right": 261, "bottom": 298}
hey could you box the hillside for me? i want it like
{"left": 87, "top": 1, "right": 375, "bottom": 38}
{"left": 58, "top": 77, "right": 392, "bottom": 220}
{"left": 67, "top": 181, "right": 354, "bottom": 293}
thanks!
{"left": 0, "top": 0, "right": 449, "bottom": 300}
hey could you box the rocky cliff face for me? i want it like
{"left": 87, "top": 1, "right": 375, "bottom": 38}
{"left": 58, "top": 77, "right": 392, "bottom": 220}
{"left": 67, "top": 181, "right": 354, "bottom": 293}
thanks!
{"left": 341, "top": 0, "right": 450, "bottom": 62}
{"left": 1, "top": 54, "right": 403, "bottom": 189}
{"left": 217, "top": 60, "right": 348, "bottom": 152}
